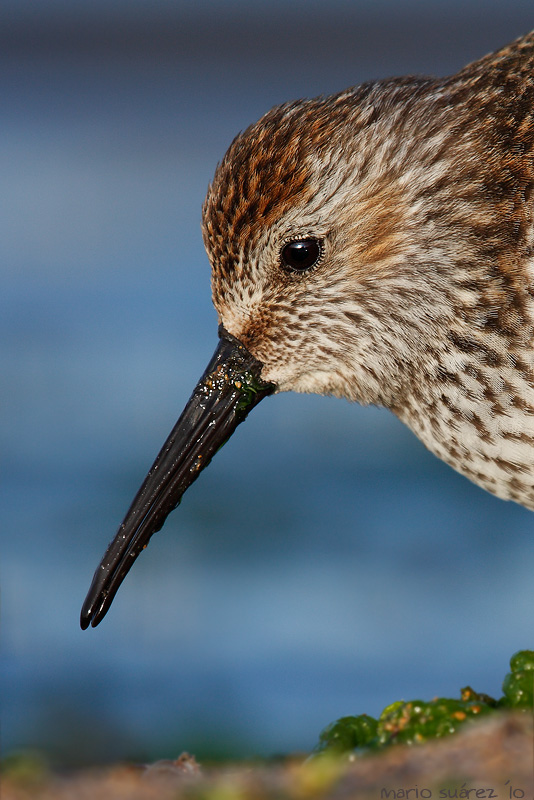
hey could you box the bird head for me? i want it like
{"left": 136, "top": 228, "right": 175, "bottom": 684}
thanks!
{"left": 202, "top": 84, "right": 461, "bottom": 408}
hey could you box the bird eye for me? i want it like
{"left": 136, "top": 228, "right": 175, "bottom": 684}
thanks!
{"left": 281, "top": 238, "right": 322, "bottom": 272}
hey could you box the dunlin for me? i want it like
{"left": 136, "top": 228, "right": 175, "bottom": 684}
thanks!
{"left": 82, "top": 32, "right": 534, "bottom": 628}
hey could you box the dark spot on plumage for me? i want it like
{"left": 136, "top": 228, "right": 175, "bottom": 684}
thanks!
{"left": 457, "top": 278, "right": 485, "bottom": 294}
{"left": 344, "top": 310, "right": 363, "bottom": 326}
{"left": 360, "top": 363, "right": 381, "bottom": 384}
{"left": 495, "top": 456, "right": 530, "bottom": 474}
{"left": 463, "top": 364, "right": 482, "bottom": 381}
{"left": 447, "top": 442, "right": 474, "bottom": 464}
{"left": 447, "top": 331, "right": 480, "bottom": 354}
{"left": 480, "top": 382, "right": 501, "bottom": 408}
{"left": 471, "top": 413, "right": 495, "bottom": 444}
{"left": 503, "top": 430, "right": 534, "bottom": 444}
{"left": 447, "top": 331, "right": 504, "bottom": 368}
{"left": 469, "top": 469, "right": 497, "bottom": 487}
{"left": 436, "top": 365, "right": 461, "bottom": 385}
{"left": 480, "top": 309, "right": 503, "bottom": 331}
{"left": 439, "top": 393, "right": 462, "bottom": 419}
{"left": 510, "top": 355, "right": 534, "bottom": 386}
{"left": 487, "top": 395, "right": 508, "bottom": 417}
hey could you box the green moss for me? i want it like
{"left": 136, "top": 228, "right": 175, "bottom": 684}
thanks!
{"left": 314, "top": 649, "right": 534, "bottom": 757}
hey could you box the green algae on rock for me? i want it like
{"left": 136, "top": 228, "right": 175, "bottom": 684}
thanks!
{"left": 316, "top": 715, "right": 378, "bottom": 754}
{"left": 314, "top": 650, "right": 534, "bottom": 757}
{"left": 501, "top": 649, "right": 534, "bottom": 709}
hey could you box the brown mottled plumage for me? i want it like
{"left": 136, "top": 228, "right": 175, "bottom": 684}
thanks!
{"left": 82, "top": 32, "right": 534, "bottom": 628}
{"left": 203, "top": 31, "right": 534, "bottom": 507}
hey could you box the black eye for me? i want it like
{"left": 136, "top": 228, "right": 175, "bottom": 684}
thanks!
{"left": 281, "top": 238, "right": 322, "bottom": 272}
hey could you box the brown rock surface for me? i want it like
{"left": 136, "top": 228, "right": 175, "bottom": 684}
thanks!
{"left": 3, "top": 713, "right": 532, "bottom": 800}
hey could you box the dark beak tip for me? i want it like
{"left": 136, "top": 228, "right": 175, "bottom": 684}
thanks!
{"left": 80, "top": 604, "right": 102, "bottom": 630}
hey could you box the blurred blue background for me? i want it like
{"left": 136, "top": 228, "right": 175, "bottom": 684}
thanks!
{"left": 2, "top": 0, "right": 534, "bottom": 767}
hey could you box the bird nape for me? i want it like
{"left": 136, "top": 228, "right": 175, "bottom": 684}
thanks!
{"left": 81, "top": 31, "right": 534, "bottom": 628}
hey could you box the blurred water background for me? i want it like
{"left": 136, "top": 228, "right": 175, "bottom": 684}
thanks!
{"left": 2, "top": 0, "right": 534, "bottom": 767}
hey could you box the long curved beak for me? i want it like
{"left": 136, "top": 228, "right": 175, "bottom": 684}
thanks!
{"left": 80, "top": 326, "right": 275, "bottom": 629}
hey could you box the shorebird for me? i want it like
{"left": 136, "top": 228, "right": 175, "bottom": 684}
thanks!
{"left": 82, "top": 32, "right": 534, "bottom": 629}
